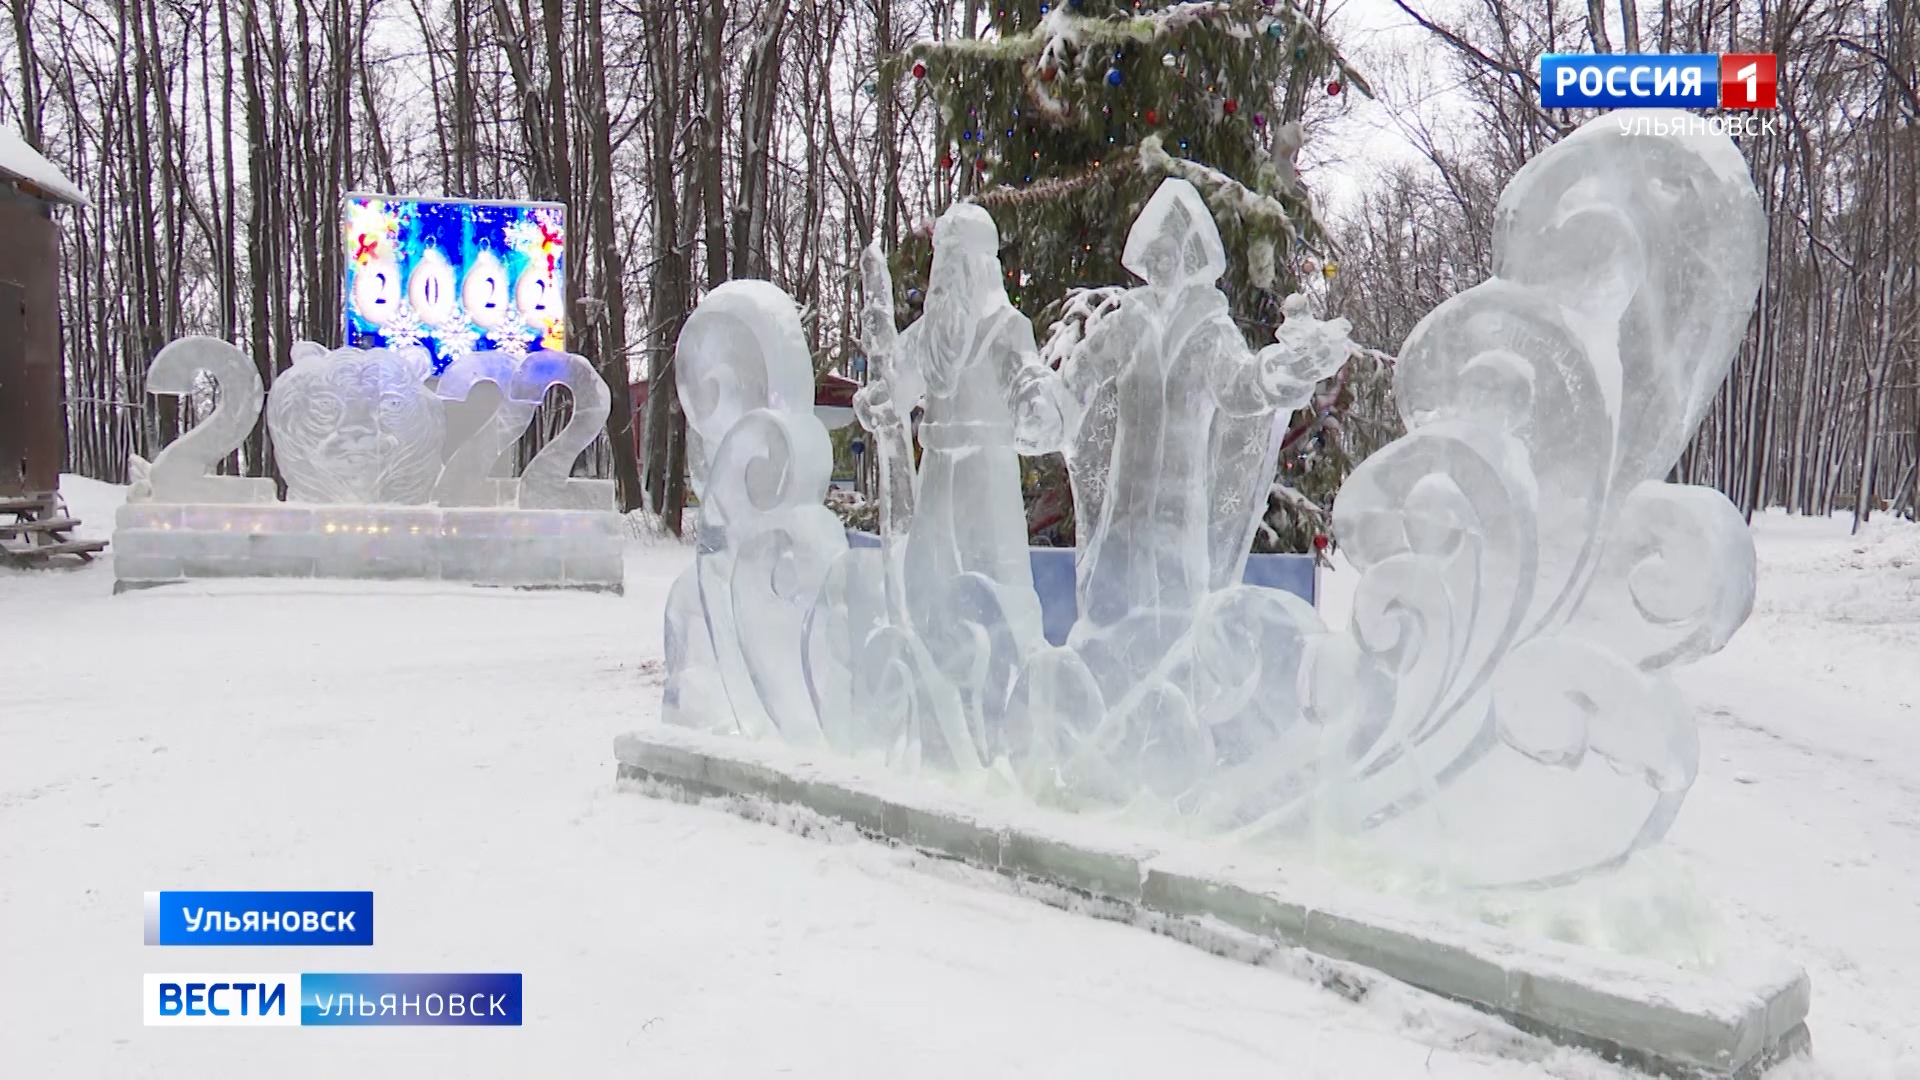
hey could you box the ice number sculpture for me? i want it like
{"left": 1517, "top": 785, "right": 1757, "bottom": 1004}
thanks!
{"left": 132, "top": 337, "right": 277, "bottom": 504}
{"left": 661, "top": 109, "right": 1765, "bottom": 888}
{"left": 132, "top": 339, "right": 618, "bottom": 513}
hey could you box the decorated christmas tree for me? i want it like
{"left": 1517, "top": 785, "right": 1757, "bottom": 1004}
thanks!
{"left": 898, "top": 0, "right": 1371, "bottom": 554}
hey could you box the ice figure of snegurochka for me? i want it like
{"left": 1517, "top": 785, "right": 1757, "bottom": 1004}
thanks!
{"left": 265, "top": 343, "right": 445, "bottom": 505}
{"left": 1285, "top": 108, "right": 1767, "bottom": 886}
{"left": 866, "top": 204, "right": 1067, "bottom": 763}
{"left": 661, "top": 280, "right": 846, "bottom": 746}
{"left": 1002, "top": 178, "right": 1352, "bottom": 807}
{"left": 1058, "top": 178, "right": 1351, "bottom": 705}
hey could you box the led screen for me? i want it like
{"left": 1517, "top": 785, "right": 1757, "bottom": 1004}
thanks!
{"left": 343, "top": 193, "right": 565, "bottom": 373}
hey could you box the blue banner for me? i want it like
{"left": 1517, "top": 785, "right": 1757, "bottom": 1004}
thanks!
{"left": 300, "top": 973, "right": 523, "bottom": 1026}
{"left": 1539, "top": 54, "right": 1719, "bottom": 108}
{"left": 146, "top": 891, "right": 374, "bottom": 946}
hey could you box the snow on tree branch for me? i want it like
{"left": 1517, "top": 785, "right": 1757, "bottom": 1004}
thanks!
{"left": 1039, "top": 286, "right": 1128, "bottom": 370}
{"left": 903, "top": 0, "right": 1369, "bottom": 98}
{"left": 1137, "top": 134, "right": 1324, "bottom": 249}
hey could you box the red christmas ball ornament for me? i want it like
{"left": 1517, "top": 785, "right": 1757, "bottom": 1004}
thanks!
{"left": 1038, "top": 64, "right": 1057, "bottom": 83}
{"left": 1144, "top": 108, "right": 1159, "bottom": 125}
{"left": 1327, "top": 79, "right": 1342, "bottom": 95}
{"left": 1312, "top": 534, "right": 1330, "bottom": 552}
{"left": 975, "top": 158, "right": 989, "bottom": 172}
{"left": 939, "top": 153, "right": 954, "bottom": 170}
{"left": 1222, "top": 97, "right": 1238, "bottom": 115}
{"left": 912, "top": 60, "right": 928, "bottom": 80}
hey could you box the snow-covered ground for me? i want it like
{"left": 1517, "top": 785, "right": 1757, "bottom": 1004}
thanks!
{"left": 1, "top": 476, "right": 1915, "bottom": 1078}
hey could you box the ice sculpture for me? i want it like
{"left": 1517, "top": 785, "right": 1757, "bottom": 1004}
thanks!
{"left": 1054, "top": 179, "right": 1351, "bottom": 708}
{"left": 662, "top": 109, "right": 1764, "bottom": 888}
{"left": 877, "top": 206, "right": 1068, "bottom": 764}
{"left": 433, "top": 350, "right": 532, "bottom": 507}
{"left": 508, "top": 350, "right": 617, "bottom": 512}
{"left": 1291, "top": 110, "right": 1766, "bottom": 885}
{"left": 267, "top": 343, "right": 446, "bottom": 504}
{"left": 117, "top": 338, "right": 625, "bottom": 592}
{"left": 662, "top": 280, "right": 847, "bottom": 742}
{"left": 132, "top": 337, "right": 277, "bottom": 504}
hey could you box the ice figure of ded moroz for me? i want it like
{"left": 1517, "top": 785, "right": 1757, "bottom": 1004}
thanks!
{"left": 1288, "top": 110, "right": 1767, "bottom": 886}
{"left": 661, "top": 280, "right": 846, "bottom": 745}
{"left": 867, "top": 204, "right": 1069, "bottom": 761}
{"left": 266, "top": 343, "right": 446, "bottom": 505}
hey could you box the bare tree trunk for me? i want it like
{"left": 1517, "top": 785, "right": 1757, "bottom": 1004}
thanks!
{"left": 11, "top": 0, "right": 43, "bottom": 148}
{"left": 643, "top": 0, "right": 693, "bottom": 532}
{"left": 698, "top": 0, "right": 729, "bottom": 288}
{"left": 242, "top": 0, "right": 278, "bottom": 481}
{"left": 582, "top": 0, "right": 639, "bottom": 509}
{"left": 357, "top": 0, "right": 396, "bottom": 191}
{"left": 731, "top": 1, "right": 788, "bottom": 279}
{"left": 875, "top": 0, "right": 900, "bottom": 241}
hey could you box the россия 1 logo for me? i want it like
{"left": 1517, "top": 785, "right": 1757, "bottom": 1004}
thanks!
{"left": 1540, "top": 54, "right": 1778, "bottom": 110}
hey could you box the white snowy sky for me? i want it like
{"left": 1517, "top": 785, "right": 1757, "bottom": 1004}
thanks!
{"left": 1306, "top": 0, "right": 1465, "bottom": 216}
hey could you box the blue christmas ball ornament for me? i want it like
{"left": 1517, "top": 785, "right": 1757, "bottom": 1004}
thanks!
{"left": 1107, "top": 68, "right": 1123, "bottom": 86}
{"left": 906, "top": 288, "right": 924, "bottom": 303}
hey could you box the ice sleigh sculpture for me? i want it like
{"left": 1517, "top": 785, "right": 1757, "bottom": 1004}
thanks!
{"left": 661, "top": 109, "right": 1767, "bottom": 891}
{"left": 114, "top": 341, "right": 624, "bottom": 592}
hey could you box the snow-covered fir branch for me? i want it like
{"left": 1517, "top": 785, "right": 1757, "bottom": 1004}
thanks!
{"left": 1039, "top": 286, "right": 1128, "bottom": 370}
{"left": 1136, "top": 134, "right": 1316, "bottom": 247}
{"left": 904, "top": 0, "right": 1365, "bottom": 95}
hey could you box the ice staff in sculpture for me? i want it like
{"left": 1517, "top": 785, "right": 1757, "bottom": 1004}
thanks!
{"left": 1057, "top": 178, "right": 1352, "bottom": 704}
{"left": 851, "top": 239, "right": 923, "bottom": 623}
{"left": 859, "top": 205, "right": 1068, "bottom": 757}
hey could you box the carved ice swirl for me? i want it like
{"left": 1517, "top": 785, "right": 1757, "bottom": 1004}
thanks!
{"left": 1297, "top": 109, "right": 1768, "bottom": 886}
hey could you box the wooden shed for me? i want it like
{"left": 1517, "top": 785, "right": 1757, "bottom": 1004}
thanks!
{"left": 0, "top": 127, "right": 104, "bottom": 566}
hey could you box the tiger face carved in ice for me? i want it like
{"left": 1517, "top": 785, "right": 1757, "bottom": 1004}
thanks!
{"left": 266, "top": 344, "right": 446, "bottom": 505}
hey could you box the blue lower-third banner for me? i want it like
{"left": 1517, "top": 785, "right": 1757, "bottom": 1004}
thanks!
{"left": 301, "top": 973, "right": 521, "bottom": 1026}
{"left": 145, "top": 973, "right": 521, "bottom": 1026}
